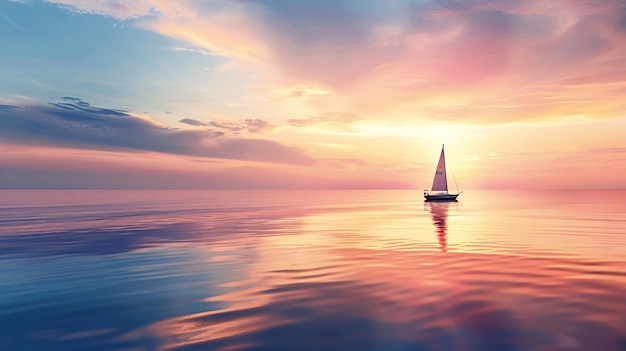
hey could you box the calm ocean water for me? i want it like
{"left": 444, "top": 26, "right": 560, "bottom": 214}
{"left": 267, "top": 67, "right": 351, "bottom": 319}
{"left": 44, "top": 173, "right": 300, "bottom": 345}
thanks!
{"left": 1, "top": 190, "right": 625, "bottom": 351}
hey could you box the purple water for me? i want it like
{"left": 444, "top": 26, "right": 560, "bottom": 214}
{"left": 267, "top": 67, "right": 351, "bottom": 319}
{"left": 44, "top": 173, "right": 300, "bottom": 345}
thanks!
{"left": 1, "top": 190, "right": 625, "bottom": 350}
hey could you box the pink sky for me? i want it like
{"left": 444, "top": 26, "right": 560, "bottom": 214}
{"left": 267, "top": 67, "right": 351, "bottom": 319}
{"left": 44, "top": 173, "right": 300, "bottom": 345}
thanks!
{"left": 1, "top": 0, "right": 625, "bottom": 189}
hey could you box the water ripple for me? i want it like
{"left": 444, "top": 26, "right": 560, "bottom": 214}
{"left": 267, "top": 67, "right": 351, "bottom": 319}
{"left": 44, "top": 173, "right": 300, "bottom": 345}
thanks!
{"left": 1, "top": 190, "right": 626, "bottom": 350}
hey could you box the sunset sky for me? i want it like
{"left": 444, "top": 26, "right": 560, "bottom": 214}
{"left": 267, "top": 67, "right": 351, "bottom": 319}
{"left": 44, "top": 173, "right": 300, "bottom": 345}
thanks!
{"left": 1, "top": 0, "right": 625, "bottom": 189}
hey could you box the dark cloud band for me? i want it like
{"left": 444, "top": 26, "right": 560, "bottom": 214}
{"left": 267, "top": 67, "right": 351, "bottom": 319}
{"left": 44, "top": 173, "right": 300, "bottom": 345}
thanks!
{"left": 0, "top": 98, "right": 315, "bottom": 165}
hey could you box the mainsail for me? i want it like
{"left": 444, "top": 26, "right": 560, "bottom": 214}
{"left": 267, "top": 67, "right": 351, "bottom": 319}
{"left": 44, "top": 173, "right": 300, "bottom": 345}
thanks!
{"left": 431, "top": 145, "right": 448, "bottom": 191}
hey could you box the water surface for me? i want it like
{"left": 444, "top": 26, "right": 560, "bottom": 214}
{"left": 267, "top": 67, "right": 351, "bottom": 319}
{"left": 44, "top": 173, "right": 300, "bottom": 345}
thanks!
{"left": 1, "top": 190, "right": 625, "bottom": 350}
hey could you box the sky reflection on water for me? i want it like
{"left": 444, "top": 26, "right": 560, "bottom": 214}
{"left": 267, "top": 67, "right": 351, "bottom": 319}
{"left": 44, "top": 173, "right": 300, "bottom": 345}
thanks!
{"left": 1, "top": 190, "right": 625, "bottom": 350}
{"left": 428, "top": 201, "right": 452, "bottom": 253}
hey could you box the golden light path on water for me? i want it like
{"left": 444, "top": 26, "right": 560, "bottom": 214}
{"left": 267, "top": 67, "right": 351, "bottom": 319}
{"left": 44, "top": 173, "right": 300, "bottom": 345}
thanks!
{"left": 0, "top": 190, "right": 625, "bottom": 350}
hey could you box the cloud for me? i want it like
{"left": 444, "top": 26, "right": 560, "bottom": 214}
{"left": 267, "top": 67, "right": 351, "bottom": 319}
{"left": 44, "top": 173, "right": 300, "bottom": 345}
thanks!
{"left": 322, "top": 158, "right": 368, "bottom": 170}
{"left": 272, "top": 84, "right": 330, "bottom": 100}
{"left": 0, "top": 104, "right": 20, "bottom": 112}
{"left": 170, "top": 46, "right": 217, "bottom": 56}
{"left": 315, "top": 143, "right": 357, "bottom": 151}
{"left": 0, "top": 8, "right": 31, "bottom": 36}
{"left": 44, "top": 0, "right": 626, "bottom": 123}
{"left": 52, "top": 96, "right": 130, "bottom": 117}
{"left": 179, "top": 117, "right": 274, "bottom": 134}
{"left": 0, "top": 145, "right": 411, "bottom": 189}
{"left": 0, "top": 98, "right": 315, "bottom": 165}
{"left": 209, "top": 118, "right": 274, "bottom": 134}
{"left": 287, "top": 112, "right": 361, "bottom": 128}
{"left": 44, "top": 0, "right": 156, "bottom": 20}
{"left": 178, "top": 118, "right": 207, "bottom": 127}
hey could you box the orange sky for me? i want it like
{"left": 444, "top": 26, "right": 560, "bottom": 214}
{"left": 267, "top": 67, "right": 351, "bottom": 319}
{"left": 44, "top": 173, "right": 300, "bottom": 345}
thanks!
{"left": 1, "top": 0, "right": 625, "bottom": 189}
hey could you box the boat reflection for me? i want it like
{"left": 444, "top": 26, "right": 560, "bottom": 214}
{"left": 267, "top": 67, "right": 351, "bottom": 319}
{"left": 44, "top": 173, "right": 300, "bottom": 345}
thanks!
{"left": 426, "top": 201, "right": 456, "bottom": 252}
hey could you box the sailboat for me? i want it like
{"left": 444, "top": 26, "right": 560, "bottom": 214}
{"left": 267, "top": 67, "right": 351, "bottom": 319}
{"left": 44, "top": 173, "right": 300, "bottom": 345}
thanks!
{"left": 424, "top": 144, "right": 462, "bottom": 202}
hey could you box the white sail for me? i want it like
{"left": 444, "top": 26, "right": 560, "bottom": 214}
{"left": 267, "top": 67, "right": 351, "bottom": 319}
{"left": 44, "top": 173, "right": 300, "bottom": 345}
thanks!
{"left": 431, "top": 145, "right": 448, "bottom": 191}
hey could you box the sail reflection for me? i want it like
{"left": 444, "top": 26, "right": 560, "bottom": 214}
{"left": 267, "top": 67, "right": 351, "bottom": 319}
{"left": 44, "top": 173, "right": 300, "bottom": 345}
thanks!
{"left": 427, "top": 202, "right": 454, "bottom": 252}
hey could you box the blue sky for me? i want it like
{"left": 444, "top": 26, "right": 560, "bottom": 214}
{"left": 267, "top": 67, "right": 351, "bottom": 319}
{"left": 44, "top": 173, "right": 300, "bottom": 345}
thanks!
{"left": 1, "top": 0, "right": 232, "bottom": 123}
{"left": 1, "top": 0, "right": 625, "bottom": 188}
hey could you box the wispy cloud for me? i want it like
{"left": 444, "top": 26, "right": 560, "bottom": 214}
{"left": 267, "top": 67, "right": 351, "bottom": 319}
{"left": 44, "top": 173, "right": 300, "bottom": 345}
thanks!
{"left": 0, "top": 143, "right": 409, "bottom": 189}
{"left": 272, "top": 85, "right": 330, "bottom": 100}
{"left": 44, "top": 0, "right": 156, "bottom": 20}
{"left": 287, "top": 112, "right": 361, "bottom": 128}
{"left": 0, "top": 104, "right": 20, "bottom": 112}
{"left": 170, "top": 46, "right": 220, "bottom": 56}
{"left": 322, "top": 158, "right": 369, "bottom": 170}
{"left": 52, "top": 96, "right": 130, "bottom": 117}
{"left": 0, "top": 98, "right": 315, "bottom": 165}
{"left": 178, "top": 118, "right": 207, "bottom": 127}
{"left": 178, "top": 117, "right": 274, "bottom": 134}
{"left": 44, "top": 0, "right": 626, "bottom": 123}
{"left": 315, "top": 142, "right": 357, "bottom": 150}
{"left": 209, "top": 118, "right": 274, "bottom": 134}
{"left": 0, "top": 8, "right": 31, "bottom": 36}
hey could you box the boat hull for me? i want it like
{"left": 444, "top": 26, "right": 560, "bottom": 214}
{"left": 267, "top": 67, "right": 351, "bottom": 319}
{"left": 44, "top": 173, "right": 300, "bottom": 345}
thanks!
{"left": 424, "top": 193, "right": 459, "bottom": 202}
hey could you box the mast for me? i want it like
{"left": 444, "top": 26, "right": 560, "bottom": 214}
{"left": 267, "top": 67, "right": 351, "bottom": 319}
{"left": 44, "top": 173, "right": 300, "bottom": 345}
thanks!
{"left": 431, "top": 144, "right": 448, "bottom": 192}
